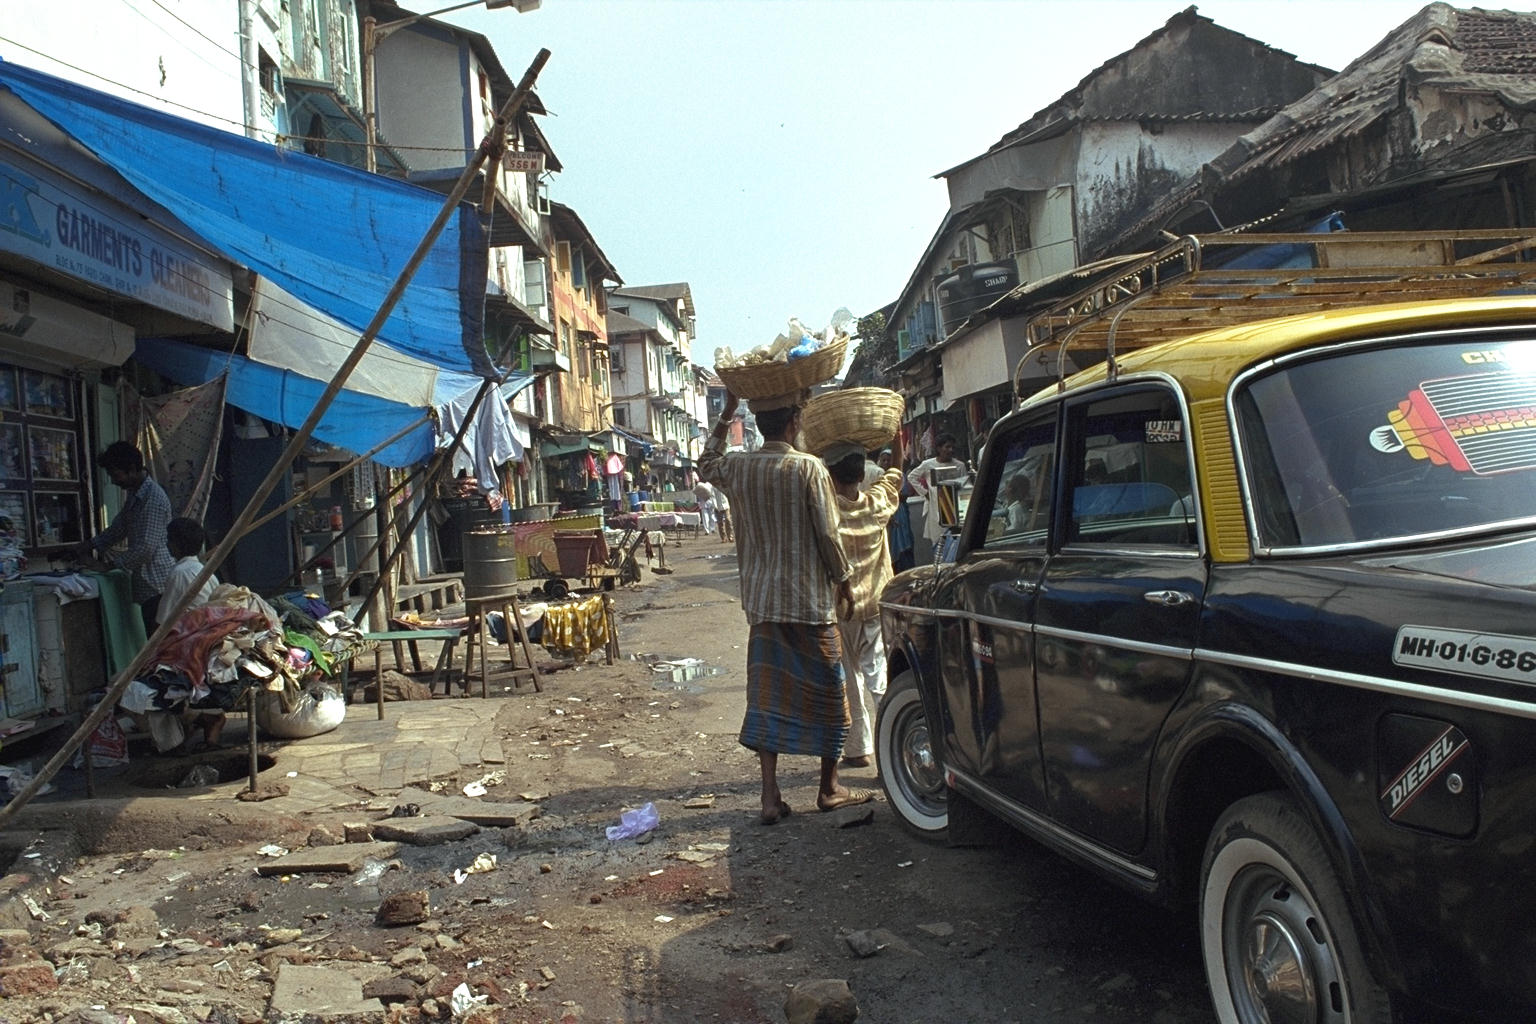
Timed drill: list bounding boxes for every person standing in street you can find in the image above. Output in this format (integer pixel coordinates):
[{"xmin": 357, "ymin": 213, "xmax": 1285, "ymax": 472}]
[
  {"xmin": 907, "ymin": 433, "xmax": 969, "ymax": 559},
  {"xmin": 700, "ymin": 392, "xmax": 876, "ymax": 824},
  {"xmin": 714, "ymin": 483, "xmax": 733, "ymax": 543},
  {"xmin": 79, "ymin": 441, "xmax": 175, "ymax": 633},
  {"xmin": 823, "ymin": 430, "xmax": 904, "ymax": 769},
  {"xmin": 692, "ymin": 477, "xmax": 717, "ymax": 534}
]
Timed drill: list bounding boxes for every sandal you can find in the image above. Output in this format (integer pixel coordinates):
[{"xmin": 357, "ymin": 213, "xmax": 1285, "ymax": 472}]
[{"xmin": 817, "ymin": 787, "xmax": 878, "ymax": 812}]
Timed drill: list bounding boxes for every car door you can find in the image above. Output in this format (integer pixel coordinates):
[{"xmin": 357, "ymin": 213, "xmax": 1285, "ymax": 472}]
[
  {"xmin": 1033, "ymin": 383, "xmax": 1204, "ymax": 855},
  {"xmin": 932, "ymin": 410, "xmax": 1057, "ymax": 811}
]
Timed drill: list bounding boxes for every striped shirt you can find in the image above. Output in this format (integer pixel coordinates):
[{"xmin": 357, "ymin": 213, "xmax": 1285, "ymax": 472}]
[
  {"xmin": 700, "ymin": 437, "xmax": 851, "ymax": 625},
  {"xmin": 93, "ymin": 475, "xmax": 175, "ymax": 602},
  {"xmin": 836, "ymin": 467, "xmax": 902, "ymax": 622}
]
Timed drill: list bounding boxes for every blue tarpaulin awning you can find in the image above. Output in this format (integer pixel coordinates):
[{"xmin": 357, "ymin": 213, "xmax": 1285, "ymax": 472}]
[
  {"xmin": 132, "ymin": 339, "xmax": 536, "ymax": 469},
  {"xmin": 0, "ymin": 57, "xmax": 493, "ymax": 378},
  {"xmin": 133, "ymin": 339, "xmax": 437, "ymax": 467}
]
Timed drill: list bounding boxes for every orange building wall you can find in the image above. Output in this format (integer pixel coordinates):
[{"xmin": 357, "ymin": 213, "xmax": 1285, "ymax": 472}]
[{"xmin": 549, "ymin": 242, "xmax": 611, "ymax": 434}]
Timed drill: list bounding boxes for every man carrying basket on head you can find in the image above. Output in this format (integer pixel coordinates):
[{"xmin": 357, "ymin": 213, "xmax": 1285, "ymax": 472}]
[
  {"xmin": 701, "ymin": 390, "xmax": 876, "ymax": 825},
  {"xmin": 820, "ymin": 423, "xmax": 904, "ymax": 769}
]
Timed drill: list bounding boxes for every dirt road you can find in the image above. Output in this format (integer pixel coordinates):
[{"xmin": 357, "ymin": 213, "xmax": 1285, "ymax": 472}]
[{"xmin": 0, "ymin": 536, "xmax": 1216, "ymax": 1023}]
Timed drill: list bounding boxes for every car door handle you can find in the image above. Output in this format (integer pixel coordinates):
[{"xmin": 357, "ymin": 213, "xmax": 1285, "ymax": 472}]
[
  {"xmin": 1143, "ymin": 589, "xmax": 1195, "ymax": 607},
  {"xmin": 1010, "ymin": 579, "xmax": 1038, "ymax": 594}
]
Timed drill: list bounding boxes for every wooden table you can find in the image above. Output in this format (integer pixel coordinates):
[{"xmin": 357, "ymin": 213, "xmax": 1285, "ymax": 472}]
[{"xmin": 345, "ymin": 628, "xmax": 462, "ymax": 719}]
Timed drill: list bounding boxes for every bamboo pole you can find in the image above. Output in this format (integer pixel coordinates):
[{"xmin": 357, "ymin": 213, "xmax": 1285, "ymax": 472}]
[{"xmin": 0, "ymin": 47, "xmax": 552, "ymax": 829}]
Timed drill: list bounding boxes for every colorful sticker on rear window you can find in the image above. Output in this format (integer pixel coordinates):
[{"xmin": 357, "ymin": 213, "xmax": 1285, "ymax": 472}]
[
  {"xmin": 1393, "ymin": 624, "xmax": 1536, "ymax": 684},
  {"xmin": 1369, "ymin": 369, "xmax": 1536, "ymax": 475},
  {"xmin": 1145, "ymin": 420, "xmax": 1182, "ymax": 443}
]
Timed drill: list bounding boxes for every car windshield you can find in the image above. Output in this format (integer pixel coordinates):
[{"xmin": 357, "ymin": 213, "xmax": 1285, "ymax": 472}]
[{"xmin": 1236, "ymin": 333, "xmax": 1536, "ymax": 550}]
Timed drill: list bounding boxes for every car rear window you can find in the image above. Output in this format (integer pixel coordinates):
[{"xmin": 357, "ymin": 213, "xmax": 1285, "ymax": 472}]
[{"xmin": 1236, "ymin": 334, "xmax": 1536, "ymax": 550}]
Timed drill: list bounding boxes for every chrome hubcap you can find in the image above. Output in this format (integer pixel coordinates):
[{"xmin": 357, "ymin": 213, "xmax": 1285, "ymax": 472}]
[
  {"xmin": 898, "ymin": 708, "xmax": 945, "ymax": 810},
  {"xmin": 1228, "ymin": 871, "xmax": 1343, "ymax": 1024}
]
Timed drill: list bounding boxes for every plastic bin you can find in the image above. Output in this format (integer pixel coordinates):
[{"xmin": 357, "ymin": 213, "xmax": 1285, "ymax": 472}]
[{"xmin": 553, "ymin": 530, "xmax": 607, "ymax": 579}]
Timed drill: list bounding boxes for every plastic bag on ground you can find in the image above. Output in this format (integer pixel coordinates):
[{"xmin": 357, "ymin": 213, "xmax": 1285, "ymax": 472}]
[
  {"xmin": 606, "ymin": 801, "xmax": 659, "ymax": 841},
  {"xmin": 254, "ymin": 684, "xmax": 346, "ymax": 738}
]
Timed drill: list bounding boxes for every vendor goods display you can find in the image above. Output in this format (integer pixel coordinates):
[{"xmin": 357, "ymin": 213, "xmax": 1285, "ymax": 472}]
[
  {"xmin": 798, "ymin": 387, "xmax": 904, "ymax": 457},
  {"xmin": 714, "ymin": 312, "xmax": 853, "ymax": 402}
]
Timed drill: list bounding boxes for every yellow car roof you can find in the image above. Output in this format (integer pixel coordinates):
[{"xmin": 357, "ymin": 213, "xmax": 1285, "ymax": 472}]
[{"xmin": 1027, "ymin": 294, "xmax": 1536, "ymax": 406}]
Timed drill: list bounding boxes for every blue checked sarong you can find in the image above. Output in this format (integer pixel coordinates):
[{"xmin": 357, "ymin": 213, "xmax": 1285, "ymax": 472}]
[{"xmin": 740, "ymin": 622, "xmax": 849, "ymax": 758}]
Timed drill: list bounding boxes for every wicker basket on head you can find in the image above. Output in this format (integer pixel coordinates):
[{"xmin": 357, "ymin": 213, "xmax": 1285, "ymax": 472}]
[
  {"xmin": 715, "ymin": 336, "xmax": 848, "ymax": 401},
  {"xmin": 798, "ymin": 387, "xmax": 905, "ymax": 457}
]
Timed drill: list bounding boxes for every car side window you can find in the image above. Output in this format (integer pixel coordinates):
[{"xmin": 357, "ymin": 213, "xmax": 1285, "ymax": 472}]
[
  {"xmin": 978, "ymin": 415, "xmax": 1057, "ymax": 549},
  {"xmin": 1065, "ymin": 388, "xmax": 1196, "ymax": 548}
]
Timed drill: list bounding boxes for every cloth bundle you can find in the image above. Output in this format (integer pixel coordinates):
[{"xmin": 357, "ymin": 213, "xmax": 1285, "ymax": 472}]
[{"xmin": 540, "ymin": 594, "xmax": 608, "ymax": 660}]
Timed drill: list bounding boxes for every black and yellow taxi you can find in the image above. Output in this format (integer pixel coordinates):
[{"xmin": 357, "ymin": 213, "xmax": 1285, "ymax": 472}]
[{"xmin": 877, "ymin": 296, "xmax": 1536, "ymax": 1023}]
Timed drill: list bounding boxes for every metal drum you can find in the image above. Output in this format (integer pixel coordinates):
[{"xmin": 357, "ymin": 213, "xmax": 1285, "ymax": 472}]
[{"xmin": 462, "ymin": 526, "xmax": 521, "ymax": 599}]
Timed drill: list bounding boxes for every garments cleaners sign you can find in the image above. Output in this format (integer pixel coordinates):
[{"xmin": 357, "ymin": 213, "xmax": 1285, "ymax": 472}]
[{"xmin": 0, "ymin": 156, "xmax": 234, "ymax": 331}]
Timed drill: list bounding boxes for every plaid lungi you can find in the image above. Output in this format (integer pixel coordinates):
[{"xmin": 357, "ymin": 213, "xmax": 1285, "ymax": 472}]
[{"xmin": 740, "ymin": 622, "xmax": 849, "ymax": 758}]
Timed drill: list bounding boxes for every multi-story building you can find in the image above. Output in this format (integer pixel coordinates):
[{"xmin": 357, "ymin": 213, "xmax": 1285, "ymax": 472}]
[{"xmin": 605, "ymin": 283, "xmax": 703, "ymax": 487}]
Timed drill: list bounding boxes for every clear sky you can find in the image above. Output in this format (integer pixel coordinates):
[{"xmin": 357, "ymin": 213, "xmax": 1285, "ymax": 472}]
[{"xmin": 456, "ymin": 0, "xmax": 1438, "ymax": 357}]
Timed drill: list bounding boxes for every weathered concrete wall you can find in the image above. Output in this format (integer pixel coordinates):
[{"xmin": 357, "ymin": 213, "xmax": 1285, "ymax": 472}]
[{"xmin": 1077, "ymin": 121, "xmax": 1237, "ymax": 258}]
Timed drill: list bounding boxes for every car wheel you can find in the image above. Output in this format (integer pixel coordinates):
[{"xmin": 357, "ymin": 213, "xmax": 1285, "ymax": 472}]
[
  {"xmin": 876, "ymin": 669, "xmax": 948, "ymax": 838},
  {"xmin": 1201, "ymin": 792, "xmax": 1394, "ymax": 1024},
  {"xmin": 544, "ymin": 577, "xmax": 569, "ymax": 599}
]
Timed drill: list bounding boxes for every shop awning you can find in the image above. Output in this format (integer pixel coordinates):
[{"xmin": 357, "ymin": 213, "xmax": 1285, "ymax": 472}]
[
  {"xmin": 0, "ymin": 58, "xmax": 494, "ymax": 378},
  {"xmin": 540, "ymin": 436, "xmax": 606, "ymax": 458},
  {"xmin": 134, "ymin": 338, "xmax": 535, "ymax": 469},
  {"xmin": 134, "ymin": 338, "xmax": 436, "ymax": 467}
]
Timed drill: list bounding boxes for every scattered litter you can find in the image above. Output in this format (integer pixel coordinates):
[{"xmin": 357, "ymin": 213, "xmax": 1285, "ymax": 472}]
[
  {"xmin": 466, "ymin": 958, "xmax": 483, "ymax": 969},
  {"xmin": 462, "ymin": 782, "xmax": 488, "ymax": 798},
  {"xmin": 672, "ymin": 849, "xmax": 716, "ymax": 864},
  {"xmin": 518, "ymin": 790, "xmax": 550, "ymax": 802},
  {"xmin": 352, "ymin": 859, "xmax": 389, "ymax": 886},
  {"xmin": 176, "ymin": 764, "xmax": 220, "ymax": 788},
  {"xmin": 683, "ymin": 795, "xmax": 716, "ymax": 809},
  {"xmin": 455, "ymin": 852, "xmax": 499, "ymax": 880},
  {"xmin": 604, "ymin": 875, "xmax": 618, "ymax": 882},
  {"xmin": 694, "ymin": 842, "xmax": 730, "ymax": 853},
  {"xmin": 605, "ymin": 802, "xmax": 659, "ymax": 841},
  {"xmin": 540, "ymin": 919, "xmax": 555, "ymax": 929},
  {"xmin": 286, "ymin": 771, "xmax": 297, "ymax": 778},
  {"xmin": 450, "ymin": 982, "xmax": 488, "ymax": 1015},
  {"xmin": 390, "ymin": 803, "xmax": 421, "ymax": 818},
  {"xmin": 648, "ymin": 869, "xmax": 664, "ymax": 877},
  {"xmin": 654, "ymin": 915, "xmax": 674, "ymax": 924},
  {"xmin": 20, "ymin": 894, "xmax": 49, "ymax": 921},
  {"xmin": 22, "ymin": 852, "xmax": 40, "ymax": 860},
  {"xmin": 897, "ymin": 861, "xmax": 914, "ymax": 868},
  {"xmin": 256, "ymin": 844, "xmax": 289, "ymax": 858}
]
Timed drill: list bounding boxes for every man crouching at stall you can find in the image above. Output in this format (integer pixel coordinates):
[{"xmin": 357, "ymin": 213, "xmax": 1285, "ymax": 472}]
[{"xmin": 700, "ymin": 391, "xmax": 877, "ymax": 824}]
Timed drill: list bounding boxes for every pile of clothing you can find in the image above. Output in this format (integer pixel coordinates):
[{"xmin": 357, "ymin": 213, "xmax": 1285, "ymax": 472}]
[{"xmin": 120, "ymin": 585, "xmax": 373, "ymax": 753}]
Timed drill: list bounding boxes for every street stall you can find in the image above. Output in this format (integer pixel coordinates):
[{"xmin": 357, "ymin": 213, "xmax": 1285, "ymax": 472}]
[{"xmin": 0, "ymin": 47, "xmax": 555, "ymax": 822}]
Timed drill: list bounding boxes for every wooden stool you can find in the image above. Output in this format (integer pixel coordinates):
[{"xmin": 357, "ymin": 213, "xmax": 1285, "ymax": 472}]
[{"xmin": 463, "ymin": 593, "xmax": 542, "ymax": 696}]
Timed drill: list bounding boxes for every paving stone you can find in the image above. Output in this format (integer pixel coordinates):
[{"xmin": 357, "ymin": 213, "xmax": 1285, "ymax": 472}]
[
  {"xmin": 396, "ymin": 786, "xmax": 541, "ymax": 826},
  {"xmin": 369, "ymin": 815, "xmax": 479, "ymax": 845},
  {"xmin": 267, "ymin": 963, "xmax": 385, "ymax": 1017},
  {"xmin": 255, "ymin": 842, "xmax": 400, "ymax": 876}
]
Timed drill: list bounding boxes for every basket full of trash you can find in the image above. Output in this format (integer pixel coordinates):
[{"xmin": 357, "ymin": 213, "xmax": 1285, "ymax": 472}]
[{"xmin": 715, "ymin": 312, "xmax": 853, "ymax": 406}]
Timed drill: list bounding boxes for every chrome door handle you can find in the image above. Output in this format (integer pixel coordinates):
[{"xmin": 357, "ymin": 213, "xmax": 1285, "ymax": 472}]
[
  {"xmin": 1011, "ymin": 579, "xmax": 1038, "ymax": 594},
  {"xmin": 1143, "ymin": 589, "xmax": 1195, "ymax": 607}
]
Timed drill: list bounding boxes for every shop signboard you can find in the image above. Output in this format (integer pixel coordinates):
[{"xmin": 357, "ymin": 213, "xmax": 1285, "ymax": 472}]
[{"xmin": 0, "ymin": 155, "xmax": 234, "ymax": 331}]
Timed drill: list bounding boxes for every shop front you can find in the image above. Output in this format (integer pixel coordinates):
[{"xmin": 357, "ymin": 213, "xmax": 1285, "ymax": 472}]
[{"xmin": 0, "ymin": 96, "xmax": 237, "ymax": 732}]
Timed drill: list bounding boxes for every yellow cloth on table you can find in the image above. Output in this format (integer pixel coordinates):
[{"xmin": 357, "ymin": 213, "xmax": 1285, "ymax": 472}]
[{"xmin": 540, "ymin": 595, "xmax": 607, "ymax": 659}]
